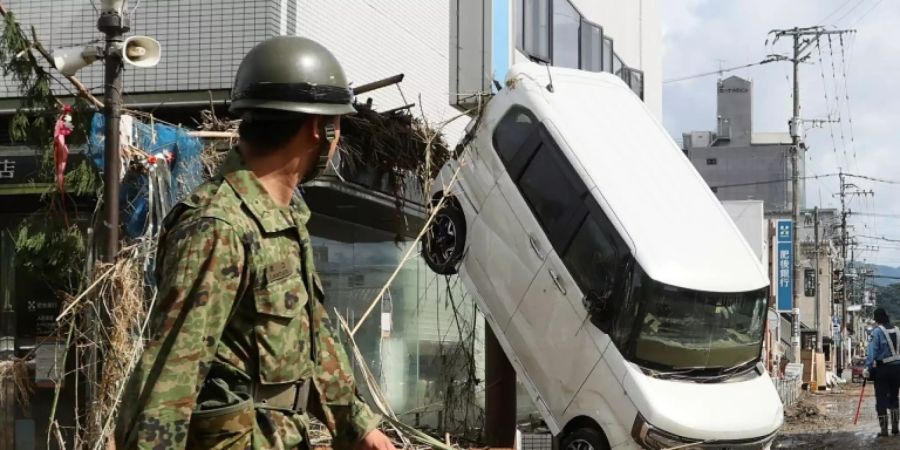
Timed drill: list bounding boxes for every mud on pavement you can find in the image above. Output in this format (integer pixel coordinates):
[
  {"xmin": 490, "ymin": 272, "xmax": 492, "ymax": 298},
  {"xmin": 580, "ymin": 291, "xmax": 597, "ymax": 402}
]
[{"xmin": 773, "ymin": 383, "xmax": 900, "ymax": 449}]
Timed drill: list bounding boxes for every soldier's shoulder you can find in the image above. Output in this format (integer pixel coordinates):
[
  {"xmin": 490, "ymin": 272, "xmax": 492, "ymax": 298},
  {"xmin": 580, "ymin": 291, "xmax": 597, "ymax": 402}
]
[{"xmin": 165, "ymin": 178, "xmax": 255, "ymax": 234}]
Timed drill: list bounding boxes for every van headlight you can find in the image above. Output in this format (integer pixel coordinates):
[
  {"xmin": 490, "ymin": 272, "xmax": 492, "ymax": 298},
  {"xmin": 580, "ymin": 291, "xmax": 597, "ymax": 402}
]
[
  {"xmin": 631, "ymin": 414, "xmax": 777, "ymax": 449},
  {"xmin": 631, "ymin": 414, "xmax": 700, "ymax": 450}
]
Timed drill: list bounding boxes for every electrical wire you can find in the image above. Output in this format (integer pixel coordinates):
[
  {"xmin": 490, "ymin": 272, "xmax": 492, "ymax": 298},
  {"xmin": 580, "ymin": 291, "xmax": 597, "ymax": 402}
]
[
  {"xmin": 710, "ymin": 173, "xmax": 839, "ymax": 189},
  {"xmin": 663, "ymin": 58, "xmax": 778, "ymax": 84},
  {"xmin": 819, "ymin": 0, "xmax": 858, "ymax": 24},
  {"xmin": 838, "ymin": 34, "xmax": 856, "ymax": 159},
  {"xmin": 827, "ymin": 35, "xmax": 848, "ymax": 160},
  {"xmin": 851, "ymin": 0, "xmax": 885, "ymax": 26},
  {"xmin": 859, "ymin": 235, "xmax": 900, "ymax": 243},
  {"xmin": 844, "ymin": 173, "xmax": 900, "ymax": 185},
  {"xmin": 815, "ymin": 38, "xmax": 839, "ymax": 154},
  {"xmin": 834, "ymin": 0, "xmax": 869, "ymax": 24}
]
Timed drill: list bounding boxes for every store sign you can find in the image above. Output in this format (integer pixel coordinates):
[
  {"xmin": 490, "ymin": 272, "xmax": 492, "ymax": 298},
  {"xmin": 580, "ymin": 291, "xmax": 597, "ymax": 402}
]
[
  {"xmin": 0, "ymin": 158, "xmax": 16, "ymax": 179},
  {"xmin": 776, "ymin": 219, "xmax": 793, "ymax": 312},
  {"xmin": 0, "ymin": 151, "xmax": 87, "ymax": 185},
  {"xmin": 17, "ymin": 285, "xmax": 61, "ymax": 338}
]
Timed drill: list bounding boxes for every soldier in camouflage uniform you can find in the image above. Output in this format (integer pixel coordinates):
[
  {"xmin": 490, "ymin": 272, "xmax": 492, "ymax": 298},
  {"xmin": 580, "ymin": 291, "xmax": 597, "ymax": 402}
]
[{"xmin": 114, "ymin": 36, "xmax": 396, "ymax": 450}]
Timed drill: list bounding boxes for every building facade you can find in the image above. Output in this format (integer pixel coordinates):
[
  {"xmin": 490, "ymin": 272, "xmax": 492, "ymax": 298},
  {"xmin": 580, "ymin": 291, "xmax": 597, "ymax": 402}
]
[{"xmin": 684, "ymin": 76, "xmax": 804, "ymax": 214}]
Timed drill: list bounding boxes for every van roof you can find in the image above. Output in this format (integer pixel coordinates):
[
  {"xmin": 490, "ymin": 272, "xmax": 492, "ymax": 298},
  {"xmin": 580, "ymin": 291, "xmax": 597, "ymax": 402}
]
[{"xmin": 505, "ymin": 64, "xmax": 769, "ymax": 292}]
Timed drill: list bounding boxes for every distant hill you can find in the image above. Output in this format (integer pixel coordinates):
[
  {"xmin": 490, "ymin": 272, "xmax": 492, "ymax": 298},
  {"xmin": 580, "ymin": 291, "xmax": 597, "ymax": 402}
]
[{"xmin": 870, "ymin": 264, "xmax": 900, "ymax": 287}]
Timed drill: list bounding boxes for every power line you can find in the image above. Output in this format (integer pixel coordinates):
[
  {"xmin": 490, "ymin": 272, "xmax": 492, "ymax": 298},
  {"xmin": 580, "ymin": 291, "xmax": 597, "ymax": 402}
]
[
  {"xmin": 844, "ymin": 173, "xmax": 900, "ymax": 185},
  {"xmin": 838, "ymin": 34, "xmax": 856, "ymax": 158},
  {"xmin": 852, "ymin": 212, "xmax": 900, "ymax": 219},
  {"xmin": 820, "ymin": 0, "xmax": 857, "ymax": 24},
  {"xmin": 663, "ymin": 57, "xmax": 783, "ymax": 84},
  {"xmin": 851, "ymin": 0, "xmax": 885, "ymax": 26},
  {"xmin": 834, "ymin": 0, "xmax": 869, "ymax": 24},
  {"xmin": 859, "ymin": 235, "xmax": 900, "ymax": 243},
  {"xmin": 710, "ymin": 173, "xmax": 839, "ymax": 189},
  {"xmin": 815, "ymin": 38, "xmax": 839, "ymax": 154}
]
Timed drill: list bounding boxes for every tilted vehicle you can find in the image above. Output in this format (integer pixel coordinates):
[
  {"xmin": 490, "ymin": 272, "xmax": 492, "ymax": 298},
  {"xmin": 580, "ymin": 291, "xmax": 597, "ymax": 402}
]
[{"xmin": 423, "ymin": 63, "xmax": 783, "ymax": 450}]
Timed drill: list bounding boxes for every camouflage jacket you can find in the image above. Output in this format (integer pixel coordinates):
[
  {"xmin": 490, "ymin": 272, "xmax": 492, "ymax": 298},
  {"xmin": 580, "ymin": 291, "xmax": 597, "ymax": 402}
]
[{"xmin": 115, "ymin": 150, "xmax": 380, "ymax": 449}]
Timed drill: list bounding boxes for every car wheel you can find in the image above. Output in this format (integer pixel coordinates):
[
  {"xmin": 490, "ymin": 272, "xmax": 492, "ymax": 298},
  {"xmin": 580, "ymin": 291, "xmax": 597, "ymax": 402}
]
[
  {"xmin": 560, "ymin": 428, "xmax": 609, "ymax": 450},
  {"xmin": 423, "ymin": 198, "xmax": 466, "ymax": 275}
]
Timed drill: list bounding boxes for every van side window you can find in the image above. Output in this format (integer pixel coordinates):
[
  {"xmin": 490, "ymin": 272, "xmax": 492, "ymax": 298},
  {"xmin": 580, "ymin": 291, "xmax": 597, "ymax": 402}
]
[
  {"xmin": 492, "ymin": 107, "xmax": 539, "ymax": 166},
  {"xmin": 516, "ymin": 131, "xmax": 588, "ymax": 251},
  {"xmin": 562, "ymin": 203, "xmax": 620, "ymax": 302}
]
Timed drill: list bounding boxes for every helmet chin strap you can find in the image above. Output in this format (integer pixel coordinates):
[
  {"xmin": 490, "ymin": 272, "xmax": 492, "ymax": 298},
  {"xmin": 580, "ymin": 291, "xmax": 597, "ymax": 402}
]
[{"xmin": 301, "ymin": 122, "xmax": 336, "ymax": 184}]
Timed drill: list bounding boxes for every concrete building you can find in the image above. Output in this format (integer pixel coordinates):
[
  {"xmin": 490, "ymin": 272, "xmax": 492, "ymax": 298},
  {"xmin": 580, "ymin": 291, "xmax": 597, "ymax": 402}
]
[
  {"xmin": 684, "ymin": 76, "xmax": 805, "ymax": 214},
  {"xmin": 451, "ymin": 0, "xmax": 661, "ymax": 117}
]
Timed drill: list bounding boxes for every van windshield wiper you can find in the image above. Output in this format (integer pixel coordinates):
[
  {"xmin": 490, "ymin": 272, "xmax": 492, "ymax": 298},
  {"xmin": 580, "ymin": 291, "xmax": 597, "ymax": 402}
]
[{"xmin": 650, "ymin": 361, "xmax": 757, "ymax": 381}]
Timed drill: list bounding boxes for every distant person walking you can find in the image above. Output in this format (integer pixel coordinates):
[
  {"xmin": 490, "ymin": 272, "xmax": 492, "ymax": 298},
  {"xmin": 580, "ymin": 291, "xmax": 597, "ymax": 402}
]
[{"xmin": 865, "ymin": 307, "xmax": 900, "ymax": 437}]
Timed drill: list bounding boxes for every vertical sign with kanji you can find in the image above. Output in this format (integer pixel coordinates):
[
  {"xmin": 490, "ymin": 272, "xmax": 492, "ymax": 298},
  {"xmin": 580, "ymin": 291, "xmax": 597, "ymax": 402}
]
[{"xmin": 776, "ymin": 219, "xmax": 793, "ymax": 312}]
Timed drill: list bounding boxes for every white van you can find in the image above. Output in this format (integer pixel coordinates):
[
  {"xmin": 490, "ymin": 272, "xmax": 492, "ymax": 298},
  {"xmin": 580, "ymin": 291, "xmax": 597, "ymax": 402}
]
[{"xmin": 423, "ymin": 63, "xmax": 782, "ymax": 450}]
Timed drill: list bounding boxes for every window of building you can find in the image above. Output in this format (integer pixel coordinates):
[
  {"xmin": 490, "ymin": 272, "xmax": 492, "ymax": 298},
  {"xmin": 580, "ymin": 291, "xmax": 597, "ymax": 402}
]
[
  {"xmin": 514, "ymin": 0, "xmax": 525, "ymax": 49},
  {"xmin": 613, "ymin": 52, "xmax": 624, "ymax": 77},
  {"xmin": 805, "ymin": 268, "xmax": 817, "ymax": 297},
  {"xmin": 552, "ymin": 0, "xmax": 580, "ymax": 69},
  {"xmin": 602, "ymin": 36, "xmax": 614, "ymax": 72},
  {"xmin": 516, "ymin": 132, "xmax": 589, "ymax": 250},
  {"xmin": 524, "ymin": 0, "xmax": 551, "ymax": 62},
  {"xmin": 706, "ymin": 158, "xmax": 718, "ymax": 165},
  {"xmin": 580, "ymin": 20, "xmax": 602, "ymax": 72},
  {"xmin": 492, "ymin": 107, "xmax": 539, "ymax": 167},
  {"xmin": 628, "ymin": 69, "xmax": 644, "ymax": 99}
]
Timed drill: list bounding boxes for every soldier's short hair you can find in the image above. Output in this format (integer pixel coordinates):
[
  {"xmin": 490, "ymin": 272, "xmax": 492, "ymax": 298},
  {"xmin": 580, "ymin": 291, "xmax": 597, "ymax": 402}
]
[{"xmin": 238, "ymin": 110, "xmax": 309, "ymax": 156}]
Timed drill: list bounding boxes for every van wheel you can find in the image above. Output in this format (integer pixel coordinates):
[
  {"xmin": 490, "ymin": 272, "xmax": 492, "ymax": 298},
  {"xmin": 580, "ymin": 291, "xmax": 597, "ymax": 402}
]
[
  {"xmin": 560, "ymin": 428, "xmax": 609, "ymax": 450},
  {"xmin": 423, "ymin": 199, "xmax": 466, "ymax": 275}
]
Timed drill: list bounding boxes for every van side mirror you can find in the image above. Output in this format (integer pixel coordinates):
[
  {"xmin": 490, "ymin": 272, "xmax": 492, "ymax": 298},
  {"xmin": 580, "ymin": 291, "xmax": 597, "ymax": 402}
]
[{"xmin": 583, "ymin": 290, "xmax": 613, "ymax": 332}]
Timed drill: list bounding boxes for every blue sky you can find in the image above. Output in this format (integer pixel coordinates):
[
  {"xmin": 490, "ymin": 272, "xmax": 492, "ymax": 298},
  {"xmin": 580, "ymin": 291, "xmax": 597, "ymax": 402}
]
[{"xmin": 661, "ymin": 0, "xmax": 900, "ymax": 268}]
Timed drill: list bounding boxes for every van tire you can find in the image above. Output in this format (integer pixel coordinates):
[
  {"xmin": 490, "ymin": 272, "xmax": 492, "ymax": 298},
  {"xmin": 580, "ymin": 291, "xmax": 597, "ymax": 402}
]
[
  {"xmin": 423, "ymin": 198, "xmax": 466, "ymax": 275},
  {"xmin": 560, "ymin": 428, "xmax": 609, "ymax": 450}
]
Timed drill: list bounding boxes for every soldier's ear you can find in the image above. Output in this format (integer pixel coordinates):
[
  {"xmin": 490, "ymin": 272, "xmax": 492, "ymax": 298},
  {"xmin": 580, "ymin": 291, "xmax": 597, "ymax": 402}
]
[{"xmin": 308, "ymin": 115, "xmax": 323, "ymax": 142}]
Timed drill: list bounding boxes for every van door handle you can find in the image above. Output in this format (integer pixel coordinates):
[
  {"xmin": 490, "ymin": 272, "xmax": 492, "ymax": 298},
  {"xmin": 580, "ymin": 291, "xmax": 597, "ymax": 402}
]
[
  {"xmin": 528, "ymin": 233, "xmax": 542, "ymax": 257},
  {"xmin": 548, "ymin": 269, "xmax": 566, "ymax": 295}
]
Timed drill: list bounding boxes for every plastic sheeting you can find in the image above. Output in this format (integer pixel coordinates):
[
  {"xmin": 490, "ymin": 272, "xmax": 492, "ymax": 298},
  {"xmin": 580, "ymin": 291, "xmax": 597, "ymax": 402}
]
[{"xmin": 88, "ymin": 113, "xmax": 204, "ymax": 238}]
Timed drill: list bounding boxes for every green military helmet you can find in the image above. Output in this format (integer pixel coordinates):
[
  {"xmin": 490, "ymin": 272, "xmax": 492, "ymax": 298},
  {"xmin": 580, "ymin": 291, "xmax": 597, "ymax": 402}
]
[{"xmin": 230, "ymin": 36, "xmax": 356, "ymax": 116}]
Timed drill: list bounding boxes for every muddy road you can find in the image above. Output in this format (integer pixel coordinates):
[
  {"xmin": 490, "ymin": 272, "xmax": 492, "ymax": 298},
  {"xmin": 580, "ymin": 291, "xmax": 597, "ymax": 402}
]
[{"xmin": 773, "ymin": 382, "xmax": 899, "ymax": 449}]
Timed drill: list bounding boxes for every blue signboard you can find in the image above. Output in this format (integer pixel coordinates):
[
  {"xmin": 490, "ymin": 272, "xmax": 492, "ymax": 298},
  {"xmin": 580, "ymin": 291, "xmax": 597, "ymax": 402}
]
[{"xmin": 776, "ymin": 219, "xmax": 793, "ymax": 312}]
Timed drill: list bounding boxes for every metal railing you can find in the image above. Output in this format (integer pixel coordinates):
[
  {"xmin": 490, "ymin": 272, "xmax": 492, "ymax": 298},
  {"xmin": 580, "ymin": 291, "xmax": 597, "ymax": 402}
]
[{"xmin": 773, "ymin": 372, "xmax": 802, "ymax": 406}]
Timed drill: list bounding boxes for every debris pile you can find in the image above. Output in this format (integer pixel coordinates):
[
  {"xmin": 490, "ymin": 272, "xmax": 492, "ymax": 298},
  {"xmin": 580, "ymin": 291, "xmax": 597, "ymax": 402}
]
[{"xmin": 785, "ymin": 397, "xmax": 829, "ymax": 423}]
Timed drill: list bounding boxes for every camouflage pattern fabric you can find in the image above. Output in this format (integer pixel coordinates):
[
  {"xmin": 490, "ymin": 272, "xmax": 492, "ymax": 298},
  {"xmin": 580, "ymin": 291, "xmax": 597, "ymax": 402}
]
[{"xmin": 115, "ymin": 149, "xmax": 380, "ymax": 450}]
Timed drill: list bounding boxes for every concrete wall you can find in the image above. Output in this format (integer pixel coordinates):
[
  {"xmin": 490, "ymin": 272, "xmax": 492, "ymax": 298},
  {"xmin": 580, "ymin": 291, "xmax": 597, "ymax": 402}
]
[
  {"xmin": 689, "ymin": 144, "xmax": 792, "ymax": 213},
  {"xmin": 717, "ymin": 76, "xmax": 752, "ymax": 146}
]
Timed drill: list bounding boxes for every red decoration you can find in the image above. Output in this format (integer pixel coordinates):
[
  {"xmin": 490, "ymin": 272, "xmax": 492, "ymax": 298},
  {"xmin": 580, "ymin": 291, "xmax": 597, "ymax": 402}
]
[{"xmin": 53, "ymin": 104, "xmax": 74, "ymax": 195}]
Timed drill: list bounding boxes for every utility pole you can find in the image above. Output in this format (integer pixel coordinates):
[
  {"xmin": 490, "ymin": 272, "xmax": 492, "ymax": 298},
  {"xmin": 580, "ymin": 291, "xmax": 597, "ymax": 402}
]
[
  {"xmin": 835, "ymin": 171, "xmax": 873, "ymax": 372},
  {"xmin": 769, "ymin": 26, "xmax": 855, "ymax": 362},
  {"xmin": 814, "ymin": 207, "xmax": 821, "ymax": 351},
  {"xmin": 98, "ymin": 1, "xmax": 129, "ymax": 263}
]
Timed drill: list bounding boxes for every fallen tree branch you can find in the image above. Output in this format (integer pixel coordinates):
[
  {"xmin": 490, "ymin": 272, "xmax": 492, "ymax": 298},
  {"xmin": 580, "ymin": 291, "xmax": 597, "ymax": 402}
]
[{"xmin": 0, "ymin": 1, "xmax": 104, "ymax": 108}]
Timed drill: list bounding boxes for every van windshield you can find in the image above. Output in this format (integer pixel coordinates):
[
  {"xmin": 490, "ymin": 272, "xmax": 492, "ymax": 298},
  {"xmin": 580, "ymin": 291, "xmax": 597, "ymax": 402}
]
[{"xmin": 618, "ymin": 266, "xmax": 768, "ymax": 373}]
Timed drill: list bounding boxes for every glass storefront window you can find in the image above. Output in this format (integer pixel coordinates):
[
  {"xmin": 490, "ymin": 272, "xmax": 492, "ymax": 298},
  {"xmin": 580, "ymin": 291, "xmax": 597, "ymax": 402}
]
[
  {"xmin": 308, "ymin": 214, "xmax": 478, "ymax": 428},
  {"xmin": 552, "ymin": 0, "xmax": 580, "ymax": 69}
]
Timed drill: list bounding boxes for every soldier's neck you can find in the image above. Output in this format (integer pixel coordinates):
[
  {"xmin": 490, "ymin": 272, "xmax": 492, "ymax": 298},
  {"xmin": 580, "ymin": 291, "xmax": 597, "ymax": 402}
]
[{"xmin": 244, "ymin": 155, "xmax": 306, "ymax": 207}]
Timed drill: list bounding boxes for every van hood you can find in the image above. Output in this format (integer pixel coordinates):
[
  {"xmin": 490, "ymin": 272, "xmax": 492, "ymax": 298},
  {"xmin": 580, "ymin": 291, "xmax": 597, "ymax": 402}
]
[{"xmin": 623, "ymin": 363, "xmax": 783, "ymax": 441}]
